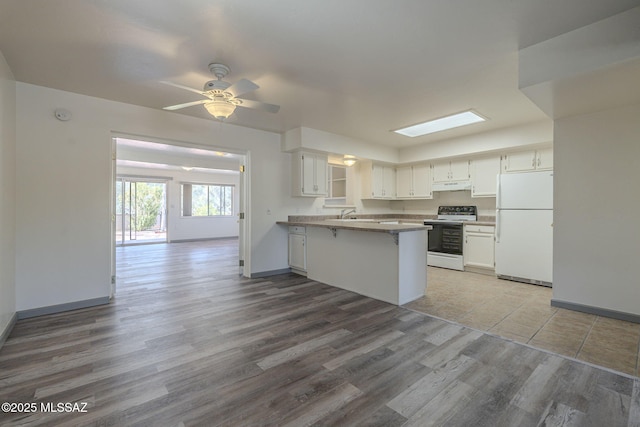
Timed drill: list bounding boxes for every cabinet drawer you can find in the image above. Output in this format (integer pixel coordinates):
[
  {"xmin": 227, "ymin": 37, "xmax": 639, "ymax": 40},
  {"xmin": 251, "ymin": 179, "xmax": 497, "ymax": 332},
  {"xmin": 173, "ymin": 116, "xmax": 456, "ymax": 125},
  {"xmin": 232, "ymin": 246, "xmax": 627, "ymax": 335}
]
[
  {"xmin": 465, "ymin": 225, "xmax": 494, "ymax": 234},
  {"xmin": 289, "ymin": 226, "xmax": 306, "ymax": 234}
]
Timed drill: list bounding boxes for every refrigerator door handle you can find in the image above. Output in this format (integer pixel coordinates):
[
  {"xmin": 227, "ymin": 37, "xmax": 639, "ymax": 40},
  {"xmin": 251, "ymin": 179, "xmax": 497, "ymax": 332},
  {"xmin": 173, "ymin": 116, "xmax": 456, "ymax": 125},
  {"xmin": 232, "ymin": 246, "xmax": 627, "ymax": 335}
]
[
  {"xmin": 495, "ymin": 210, "xmax": 501, "ymax": 243},
  {"xmin": 496, "ymin": 175, "xmax": 501, "ymax": 209}
]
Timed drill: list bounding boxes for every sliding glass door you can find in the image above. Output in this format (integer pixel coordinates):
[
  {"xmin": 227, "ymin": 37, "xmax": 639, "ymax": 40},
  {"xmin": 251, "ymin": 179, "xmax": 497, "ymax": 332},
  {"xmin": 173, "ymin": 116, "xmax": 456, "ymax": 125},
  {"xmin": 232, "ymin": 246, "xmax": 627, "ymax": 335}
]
[{"xmin": 115, "ymin": 178, "xmax": 167, "ymax": 245}]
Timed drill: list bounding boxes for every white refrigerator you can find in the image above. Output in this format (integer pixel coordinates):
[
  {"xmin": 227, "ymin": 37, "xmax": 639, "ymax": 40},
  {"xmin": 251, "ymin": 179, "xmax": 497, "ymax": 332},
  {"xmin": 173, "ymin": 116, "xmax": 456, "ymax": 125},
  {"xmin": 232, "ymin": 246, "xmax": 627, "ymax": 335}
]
[{"xmin": 495, "ymin": 171, "xmax": 553, "ymax": 286}]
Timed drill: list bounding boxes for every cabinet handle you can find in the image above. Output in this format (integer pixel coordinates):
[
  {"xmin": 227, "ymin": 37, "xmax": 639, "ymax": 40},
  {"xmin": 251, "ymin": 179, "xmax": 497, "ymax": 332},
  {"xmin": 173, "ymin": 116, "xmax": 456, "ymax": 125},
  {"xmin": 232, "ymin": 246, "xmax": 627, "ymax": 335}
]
[
  {"xmin": 537, "ymin": 157, "xmax": 541, "ymax": 167},
  {"xmin": 532, "ymin": 156, "xmax": 535, "ymax": 167}
]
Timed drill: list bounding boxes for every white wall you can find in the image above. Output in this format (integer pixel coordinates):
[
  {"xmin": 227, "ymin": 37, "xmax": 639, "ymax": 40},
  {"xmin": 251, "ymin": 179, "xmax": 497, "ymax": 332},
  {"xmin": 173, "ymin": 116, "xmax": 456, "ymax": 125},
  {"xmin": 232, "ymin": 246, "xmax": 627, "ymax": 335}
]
[
  {"xmin": 0, "ymin": 51, "xmax": 16, "ymax": 337},
  {"xmin": 15, "ymin": 82, "xmax": 288, "ymax": 312},
  {"xmin": 117, "ymin": 165, "xmax": 240, "ymax": 241},
  {"xmin": 553, "ymin": 103, "xmax": 640, "ymax": 316}
]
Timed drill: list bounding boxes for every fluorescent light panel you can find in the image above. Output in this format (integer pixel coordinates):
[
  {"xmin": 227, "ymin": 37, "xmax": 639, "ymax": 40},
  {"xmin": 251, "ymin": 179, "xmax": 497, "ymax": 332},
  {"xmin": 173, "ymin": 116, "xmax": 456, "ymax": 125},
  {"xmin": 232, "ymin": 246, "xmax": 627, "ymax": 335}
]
[{"xmin": 394, "ymin": 110, "xmax": 486, "ymax": 137}]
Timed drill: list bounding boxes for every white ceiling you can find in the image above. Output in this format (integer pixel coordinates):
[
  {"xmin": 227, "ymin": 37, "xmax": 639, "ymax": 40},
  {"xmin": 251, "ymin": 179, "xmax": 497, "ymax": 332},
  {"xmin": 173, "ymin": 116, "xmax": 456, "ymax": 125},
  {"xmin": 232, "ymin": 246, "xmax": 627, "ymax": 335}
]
[
  {"xmin": 1, "ymin": 0, "xmax": 638, "ymax": 148},
  {"xmin": 116, "ymin": 138, "xmax": 242, "ymax": 172}
]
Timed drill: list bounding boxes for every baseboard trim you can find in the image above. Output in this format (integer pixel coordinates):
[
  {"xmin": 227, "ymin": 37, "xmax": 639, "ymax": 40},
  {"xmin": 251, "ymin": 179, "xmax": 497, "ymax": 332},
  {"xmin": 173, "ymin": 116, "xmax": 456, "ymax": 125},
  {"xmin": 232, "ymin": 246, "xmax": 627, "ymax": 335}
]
[
  {"xmin": 464, "ymin": 266, "xmax": 495, "ymax": 276},
  {"xmin": 551, "ymin": 299, "xmax": 640, "ymax": 324},
  {"xmin": 17, "ymin": 297, "xmax": 111, "ymax": 320},
  {"xmin": 169, "ymin": 236, "xmax": 239, "ymax": 243},
  {"xmin": 0, "ymin": 312, "xmax": 18, "ymax": 349},
  {"xmin": 250, "ymin": 268, "xmax": 292, "ymax": 279}
]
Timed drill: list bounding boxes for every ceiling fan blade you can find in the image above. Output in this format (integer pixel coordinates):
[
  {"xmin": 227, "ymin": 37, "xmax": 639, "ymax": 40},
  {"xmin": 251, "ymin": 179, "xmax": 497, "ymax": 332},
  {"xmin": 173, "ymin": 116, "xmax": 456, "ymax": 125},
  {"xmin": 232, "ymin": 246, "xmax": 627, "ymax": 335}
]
[
  {"xmin": 163, "ymin": 99, "xmax": 209, "ymax": 111},
  {"xmin": 226, "ymin": 79, "xmax": 259, "ymax": 98},
  {"xmin": 159, "ymin": 80, "xmax": 205, "ymax": 96},
  {"xmin": 237, "ymin": 98, "xmax": 280, "ymax": 114}
]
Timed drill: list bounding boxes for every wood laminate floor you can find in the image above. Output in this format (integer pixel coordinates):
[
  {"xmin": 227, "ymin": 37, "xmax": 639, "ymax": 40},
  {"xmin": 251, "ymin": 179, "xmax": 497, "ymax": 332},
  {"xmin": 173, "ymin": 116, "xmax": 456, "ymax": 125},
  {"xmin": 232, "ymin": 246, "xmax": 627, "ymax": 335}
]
[{"xmin": 1, "ymin": 239, "xmax": 639, "ymax": 426}]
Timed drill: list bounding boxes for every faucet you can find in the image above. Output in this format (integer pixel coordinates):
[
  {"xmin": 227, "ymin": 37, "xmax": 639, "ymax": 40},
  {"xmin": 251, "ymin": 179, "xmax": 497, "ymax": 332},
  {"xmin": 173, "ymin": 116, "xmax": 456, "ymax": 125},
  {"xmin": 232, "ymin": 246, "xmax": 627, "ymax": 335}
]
[{"xmin": 340, "ymin": 208, "xmax": 356, "ymax": 219}]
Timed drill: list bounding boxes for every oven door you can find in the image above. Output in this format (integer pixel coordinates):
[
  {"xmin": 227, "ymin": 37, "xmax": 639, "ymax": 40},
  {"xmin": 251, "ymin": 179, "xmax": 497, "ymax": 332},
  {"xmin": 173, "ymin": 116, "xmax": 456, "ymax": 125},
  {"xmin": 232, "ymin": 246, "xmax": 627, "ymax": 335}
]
[{"xmin": 426, "ymin": 222, "xmax": 463, "ymax": 255}]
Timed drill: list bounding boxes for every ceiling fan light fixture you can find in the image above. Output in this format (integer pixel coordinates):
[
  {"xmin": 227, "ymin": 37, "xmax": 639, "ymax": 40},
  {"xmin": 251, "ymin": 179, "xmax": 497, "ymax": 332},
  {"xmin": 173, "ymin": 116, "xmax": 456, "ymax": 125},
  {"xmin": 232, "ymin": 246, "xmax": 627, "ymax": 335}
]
[
  {"xmin": 204, "ymin": 100, "xmax": 236, "ymax": 120},
  {"xmin": 343, "ymin": 155, "xmax": 357, "ymax": 167}
]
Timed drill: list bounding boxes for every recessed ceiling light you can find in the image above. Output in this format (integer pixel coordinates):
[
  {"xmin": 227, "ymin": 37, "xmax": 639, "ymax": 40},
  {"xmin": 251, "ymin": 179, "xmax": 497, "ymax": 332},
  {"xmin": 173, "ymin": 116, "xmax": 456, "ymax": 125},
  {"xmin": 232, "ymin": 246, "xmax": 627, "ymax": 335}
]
[{"xmin": 393, "ymin": 110, "xmax": 486, "ymax": 137}]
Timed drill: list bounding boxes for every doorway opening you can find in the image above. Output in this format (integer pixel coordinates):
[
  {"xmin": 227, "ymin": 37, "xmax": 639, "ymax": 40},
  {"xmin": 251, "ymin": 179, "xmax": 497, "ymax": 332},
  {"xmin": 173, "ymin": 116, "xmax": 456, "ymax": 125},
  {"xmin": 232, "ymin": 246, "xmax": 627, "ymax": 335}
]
[
  {"xmin": 115, "ymin": 178, "xmax": 167, "ymax": 245},
  {"xmin": 110, "ymin": 135, "xmax": 248, "ymax": 296}
]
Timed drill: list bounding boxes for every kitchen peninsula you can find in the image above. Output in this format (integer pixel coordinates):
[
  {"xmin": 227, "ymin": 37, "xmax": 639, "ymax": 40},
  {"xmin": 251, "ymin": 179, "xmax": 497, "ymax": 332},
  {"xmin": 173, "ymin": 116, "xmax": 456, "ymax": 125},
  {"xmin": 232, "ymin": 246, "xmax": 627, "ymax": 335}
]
[{"xmin": 277, "ymin": 217, "xmax": 431, "ymax": 305}]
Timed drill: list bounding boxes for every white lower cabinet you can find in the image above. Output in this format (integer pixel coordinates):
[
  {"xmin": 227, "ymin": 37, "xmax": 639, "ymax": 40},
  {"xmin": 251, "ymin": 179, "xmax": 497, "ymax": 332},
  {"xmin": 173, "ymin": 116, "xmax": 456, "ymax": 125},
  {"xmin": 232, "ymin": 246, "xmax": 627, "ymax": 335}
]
[
  {"xmin": 288, "ymin": 226, "xmax": 306, "ymax": 274},
  {"xmin": 463, "ymin": 225, "xmax": 495, "ymax": 271}
]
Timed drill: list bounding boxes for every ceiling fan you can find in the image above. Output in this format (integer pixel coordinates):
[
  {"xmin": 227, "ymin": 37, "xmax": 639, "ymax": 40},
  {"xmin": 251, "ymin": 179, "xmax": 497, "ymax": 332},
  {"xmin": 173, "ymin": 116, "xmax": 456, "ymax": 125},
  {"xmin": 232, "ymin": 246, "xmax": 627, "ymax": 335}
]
[{"xmin": 162, "ymin": 63, "xmax": 280, "ymax": 120}]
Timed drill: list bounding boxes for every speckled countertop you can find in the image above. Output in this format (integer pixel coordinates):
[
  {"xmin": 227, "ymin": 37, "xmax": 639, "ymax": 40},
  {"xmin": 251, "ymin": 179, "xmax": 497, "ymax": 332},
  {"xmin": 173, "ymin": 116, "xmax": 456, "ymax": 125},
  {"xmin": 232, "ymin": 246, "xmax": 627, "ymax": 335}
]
[
  {"xmin": 278, "ymin": 214, "xmax": 495, "ymax": 232},
  {"xmin": 277, "ymin": 216, "xmax": 430, "ymax": 234}
]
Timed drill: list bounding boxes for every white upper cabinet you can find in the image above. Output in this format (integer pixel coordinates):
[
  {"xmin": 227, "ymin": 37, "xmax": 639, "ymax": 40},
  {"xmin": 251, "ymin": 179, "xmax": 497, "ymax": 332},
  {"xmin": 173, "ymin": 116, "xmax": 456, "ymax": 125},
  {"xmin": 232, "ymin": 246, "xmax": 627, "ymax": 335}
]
[
  {"xmin": 536, "ymin": 147, "xmax": 554, "ymax": 170},
  {"xmin": 432, "ymin": 160, "xmax": 470, "ymax": 183},
  {"xmin": 432, "ymin": 162, "xmax": 452, "ymax": 183},
  {"xmin": 396, "ymin": 164, "xmax": 432, "ymax": 199},
  {"xmin": 395, "ymin": 166, "xmax": 413, "ymax": 199},
  {"xmin": 471, "ymin": 156, "xmax": 501, "ymax": 197},
  {"xmin": 412, "ymin": 164, "xmax": 432, "ymax": 198},
  {"xmin": 361, "ymin": 161, "xmax": 396, "ymax": 199},
  {"xmin": 450, "ymin": 160, "xmax": 471, "ymax": 181},
  {"xmin": 502, "ymin": 148, "xmax": 553, "ymax": 173},
  {"xmin": 292, "ymin": 151, "xmax": 328, "ymax": 197}
]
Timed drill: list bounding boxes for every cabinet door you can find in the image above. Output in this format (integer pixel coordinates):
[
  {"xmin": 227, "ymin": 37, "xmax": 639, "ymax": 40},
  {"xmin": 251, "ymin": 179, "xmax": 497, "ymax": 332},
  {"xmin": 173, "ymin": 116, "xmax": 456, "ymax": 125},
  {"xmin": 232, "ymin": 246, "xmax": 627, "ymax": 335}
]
[
  {"xmin": 301, "ymin": 154, "xmax": 317, "ymax": 195},
  {"xmin": 464, "ymin": 227, "xmax": 495, "ymax": 269},
  {"xmin": 503, "ymin": 151, "xmax": 536, "ymax": 173},
  {"xmin": 412, "ymin": 164, "xmax": 432, "ymax": 198},
  {"xmin": 471, "ymin": 156, "xmax": 501, "ymax": 197},
  {"xmin": 449, "ymin": 160, "xmax": 470, "ymax": 181},
  {"xmin": 536, "ymin": 148, "xmax": 553, "ymax": 170},
  {"xmin": 396, "ymin": 166, "xmax": 413, "ymax": 198},
  {"xmin": 432, "ymin": 162, "xmax": 451, "ymax": 183},
  {"xmin": 288, "ymin": 233, "xmax": 306, "ymax": 271},
  {"xmin": 383, "ymin": 166, "xmax": 396, "ymax": 198},
  {"xmin": 371, "ymin": 164, "xmax": 386, "ymax": 198},
  {"xmin": 314, "ymin": 155, "xmax": 328, "ymax": 195}
]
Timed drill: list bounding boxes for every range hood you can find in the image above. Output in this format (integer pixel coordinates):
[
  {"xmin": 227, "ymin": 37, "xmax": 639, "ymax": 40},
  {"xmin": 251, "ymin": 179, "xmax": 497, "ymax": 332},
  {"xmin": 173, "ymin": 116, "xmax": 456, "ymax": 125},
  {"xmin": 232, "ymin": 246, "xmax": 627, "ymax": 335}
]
[{"xmin": 432, "ymin": 180, "xmax": 472, "ymax": 192}]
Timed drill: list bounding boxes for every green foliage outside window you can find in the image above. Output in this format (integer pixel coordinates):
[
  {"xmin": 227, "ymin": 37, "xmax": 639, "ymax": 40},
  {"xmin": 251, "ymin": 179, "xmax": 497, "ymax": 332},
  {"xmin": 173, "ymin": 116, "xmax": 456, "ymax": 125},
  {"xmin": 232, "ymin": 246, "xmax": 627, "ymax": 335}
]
[{"xmin": 182, "ymin": 184, "xmax": 233, "ymax": 216}]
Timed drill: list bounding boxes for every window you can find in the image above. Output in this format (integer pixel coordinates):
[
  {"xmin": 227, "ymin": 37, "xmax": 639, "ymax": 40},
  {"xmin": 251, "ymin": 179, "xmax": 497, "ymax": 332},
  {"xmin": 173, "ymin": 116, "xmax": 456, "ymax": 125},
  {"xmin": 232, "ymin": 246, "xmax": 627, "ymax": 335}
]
[{"xmin": 181, "ymin": 183, "xmax": 233, "ymax": 217}]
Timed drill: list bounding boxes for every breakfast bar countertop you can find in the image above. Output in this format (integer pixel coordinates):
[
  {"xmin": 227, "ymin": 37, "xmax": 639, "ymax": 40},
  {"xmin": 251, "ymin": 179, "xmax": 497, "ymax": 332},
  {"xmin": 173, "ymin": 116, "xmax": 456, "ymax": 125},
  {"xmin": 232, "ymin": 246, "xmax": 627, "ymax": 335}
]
[{"xmin": 276, "ymin": 219, "xmax": 431, "ymax": 234}]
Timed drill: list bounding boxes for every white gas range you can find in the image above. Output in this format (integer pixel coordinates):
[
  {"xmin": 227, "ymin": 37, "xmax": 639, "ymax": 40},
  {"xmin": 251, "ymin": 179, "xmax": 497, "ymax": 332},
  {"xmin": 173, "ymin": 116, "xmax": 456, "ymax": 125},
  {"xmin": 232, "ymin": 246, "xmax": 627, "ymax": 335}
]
[{"xmin": 423, "ymin": 206, "xmax": 477, "ymax": 271}]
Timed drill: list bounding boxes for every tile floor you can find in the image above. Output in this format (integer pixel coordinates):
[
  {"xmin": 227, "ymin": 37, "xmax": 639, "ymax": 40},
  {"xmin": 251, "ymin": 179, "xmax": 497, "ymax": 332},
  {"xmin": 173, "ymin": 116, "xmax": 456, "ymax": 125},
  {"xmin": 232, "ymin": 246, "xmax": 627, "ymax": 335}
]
[{"xmin": 404, "ymin": 267, "xmax": 640, "ymax": 377}]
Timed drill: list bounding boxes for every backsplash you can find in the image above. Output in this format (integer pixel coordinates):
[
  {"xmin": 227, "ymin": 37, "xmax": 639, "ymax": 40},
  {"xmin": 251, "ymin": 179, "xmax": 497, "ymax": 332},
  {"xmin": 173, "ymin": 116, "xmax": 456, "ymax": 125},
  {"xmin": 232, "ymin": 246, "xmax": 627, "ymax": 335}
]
[{"xmin": 391, "ymin": 191, "xmax": 497, "ymax": 217}]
